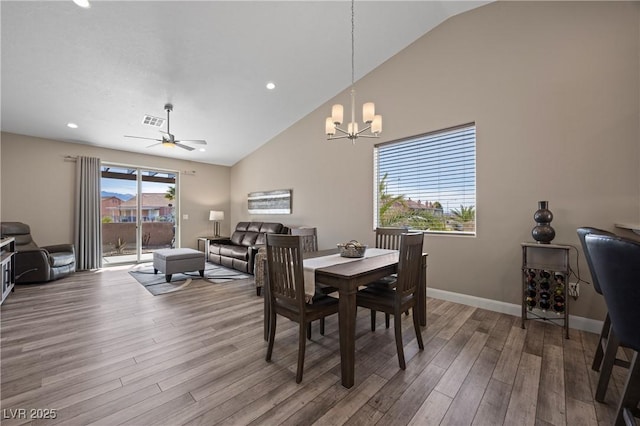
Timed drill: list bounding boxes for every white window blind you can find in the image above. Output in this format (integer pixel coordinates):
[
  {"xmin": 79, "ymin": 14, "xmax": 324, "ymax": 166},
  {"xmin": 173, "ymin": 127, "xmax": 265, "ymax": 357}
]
[{"xmin": 374, "ymin": 123, "xmax": 476, "ymax": 234}]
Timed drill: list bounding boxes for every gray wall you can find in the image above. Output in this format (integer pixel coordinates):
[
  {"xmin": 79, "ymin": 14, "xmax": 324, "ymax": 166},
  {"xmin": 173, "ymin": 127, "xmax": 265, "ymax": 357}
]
[
  {"xmin": 229, "ymin": 1, "xmax": 640, "ymax": 321},
  {"xmin": 0, "ymin": 132, "xmax": 231, "ymax": 249}
]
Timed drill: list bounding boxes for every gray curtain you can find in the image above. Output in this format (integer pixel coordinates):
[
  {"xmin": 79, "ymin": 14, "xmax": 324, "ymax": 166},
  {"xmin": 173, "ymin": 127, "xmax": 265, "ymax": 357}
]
[{"xmin": 75, "ymin": 156, "xmax": 102, "ymax": 270}]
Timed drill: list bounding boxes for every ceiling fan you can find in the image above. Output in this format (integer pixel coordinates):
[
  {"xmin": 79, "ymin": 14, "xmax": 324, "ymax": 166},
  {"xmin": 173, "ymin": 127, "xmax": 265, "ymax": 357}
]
[{"xmin": 125, "ymin": 103, "xmax": 206, "ymax": 151}]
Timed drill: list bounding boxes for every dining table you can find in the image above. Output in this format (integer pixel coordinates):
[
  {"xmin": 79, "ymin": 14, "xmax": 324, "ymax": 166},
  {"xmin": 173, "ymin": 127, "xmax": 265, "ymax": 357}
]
[{"xmin": 263, "ymin": 248, "xmax": 428, "ymax": 389}]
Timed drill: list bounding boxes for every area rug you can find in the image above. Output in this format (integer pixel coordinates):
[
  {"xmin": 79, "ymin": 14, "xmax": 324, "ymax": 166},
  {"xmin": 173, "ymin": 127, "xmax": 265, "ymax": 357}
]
[{"xmin": 129, "ymin": 262, "xmax": 251, "ymax": 296}]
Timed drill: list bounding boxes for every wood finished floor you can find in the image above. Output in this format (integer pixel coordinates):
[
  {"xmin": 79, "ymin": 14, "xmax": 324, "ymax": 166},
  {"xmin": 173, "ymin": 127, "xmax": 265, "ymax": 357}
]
[{"xmin": 0, "ymin": 265, "xmax": 626, "ymax": 426}]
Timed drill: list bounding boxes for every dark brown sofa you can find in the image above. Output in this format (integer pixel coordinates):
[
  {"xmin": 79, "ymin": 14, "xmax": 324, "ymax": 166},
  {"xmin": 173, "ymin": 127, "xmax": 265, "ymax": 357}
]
[{"xmin": 207, "ymin": 222, "xmax": 288, "ymax": 274}]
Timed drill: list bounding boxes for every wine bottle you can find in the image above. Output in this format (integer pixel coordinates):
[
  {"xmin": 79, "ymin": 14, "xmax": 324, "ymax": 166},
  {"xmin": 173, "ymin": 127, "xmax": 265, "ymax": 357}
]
[
  {"xmin": 553, "ymin": 302, "xmax": 565, "ymax": 313},
  {"xmin": 526, "ymin": 296, "xmax": 536, "ymax": 309},
  {"xmin": 540, "ymin": 280, "xmax": 550, "ymax": 291}
]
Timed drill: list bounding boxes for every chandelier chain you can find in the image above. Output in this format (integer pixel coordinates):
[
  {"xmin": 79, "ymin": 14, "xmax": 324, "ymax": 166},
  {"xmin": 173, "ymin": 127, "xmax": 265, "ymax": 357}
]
[{"xmin": 351, "ymin": 0, "xmax": 355, "ymax": 88}]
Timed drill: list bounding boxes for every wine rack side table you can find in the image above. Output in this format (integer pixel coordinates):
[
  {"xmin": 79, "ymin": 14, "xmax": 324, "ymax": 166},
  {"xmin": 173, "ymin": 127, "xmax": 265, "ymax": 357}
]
[{"xmin": 521, "ymin": 242, "xmax": 570, "ymax": 339}]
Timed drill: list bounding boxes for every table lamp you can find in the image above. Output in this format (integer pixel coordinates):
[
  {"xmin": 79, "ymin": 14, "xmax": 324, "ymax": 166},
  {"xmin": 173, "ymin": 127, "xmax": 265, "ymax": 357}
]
[{"xmin": 209, "ymin": 210, "xmax": 224, "ymax": 237}]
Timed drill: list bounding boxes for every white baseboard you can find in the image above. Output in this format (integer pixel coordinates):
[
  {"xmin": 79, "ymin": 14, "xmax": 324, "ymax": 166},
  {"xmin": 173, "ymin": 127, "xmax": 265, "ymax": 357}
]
[{"xmin": 426, "ymin": 287, "xmax": 603, "ymax": 335}]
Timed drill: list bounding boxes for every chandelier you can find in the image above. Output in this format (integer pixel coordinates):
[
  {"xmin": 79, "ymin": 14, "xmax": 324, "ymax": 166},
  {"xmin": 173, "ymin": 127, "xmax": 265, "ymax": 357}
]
[{"xmin": 325, "ymin": 0, "xmax": 382, "ymax": 142}]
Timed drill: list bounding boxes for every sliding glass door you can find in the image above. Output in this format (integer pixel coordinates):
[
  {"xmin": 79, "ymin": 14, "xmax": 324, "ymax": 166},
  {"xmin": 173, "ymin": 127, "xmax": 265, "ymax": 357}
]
[{"xmin": 101, "ymin": 165, "xmax": 178, "ymax": 264}]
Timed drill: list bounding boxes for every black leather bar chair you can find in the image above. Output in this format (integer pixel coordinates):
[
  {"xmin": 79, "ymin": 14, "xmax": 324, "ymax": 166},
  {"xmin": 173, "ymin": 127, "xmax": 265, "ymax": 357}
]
[
  {"xmin": 577, "ymin": 227, "xmax": 630, "ymax": 402},
  {"xmin": 585, "ymin": 233, "xmax": 640, "ymax": 425}
]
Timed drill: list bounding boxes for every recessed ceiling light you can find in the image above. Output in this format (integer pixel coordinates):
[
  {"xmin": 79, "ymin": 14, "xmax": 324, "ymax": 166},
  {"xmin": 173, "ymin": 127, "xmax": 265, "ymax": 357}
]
[
  {"xmin": 73, "ymin": 0, "xmax": 91, "ymax": 8},
  {"xmin": 199, "ymin": 148, "xmax": 206, "ymax": 152},
  {"xmin": 266, "ymin": 82, "xmax": 276, "ymax": 90},
  {"xmin": 67, "ymin": 122, "xmax": 78, "ymax": 129}
]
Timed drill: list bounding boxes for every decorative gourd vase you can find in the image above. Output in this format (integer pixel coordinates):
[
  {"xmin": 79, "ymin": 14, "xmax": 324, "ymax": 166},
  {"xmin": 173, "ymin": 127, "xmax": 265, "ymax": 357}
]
[{"xmin": 531, "ymin": 201, "xmax": 555, "ymax": 244}]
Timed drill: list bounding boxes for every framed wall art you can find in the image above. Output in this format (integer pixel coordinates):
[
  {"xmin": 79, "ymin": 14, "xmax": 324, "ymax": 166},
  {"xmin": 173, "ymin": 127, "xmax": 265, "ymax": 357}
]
[{"xmin": 247, "ymin": 189, "xmax": 292, "ymax": 214}]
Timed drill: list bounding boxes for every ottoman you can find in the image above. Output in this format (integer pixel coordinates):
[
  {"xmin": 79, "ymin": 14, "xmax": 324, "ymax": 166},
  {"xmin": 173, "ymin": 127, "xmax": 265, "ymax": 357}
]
[{"xmin": 153, "ymin": 248, "xmax": 205, "ymax": 283}]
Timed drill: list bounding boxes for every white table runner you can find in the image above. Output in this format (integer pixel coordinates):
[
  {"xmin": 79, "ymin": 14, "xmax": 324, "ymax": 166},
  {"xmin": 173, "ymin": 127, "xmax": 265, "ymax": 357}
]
[{"xmin": 303, "ymin": 248, "xmax": 397, "ymax": 299}]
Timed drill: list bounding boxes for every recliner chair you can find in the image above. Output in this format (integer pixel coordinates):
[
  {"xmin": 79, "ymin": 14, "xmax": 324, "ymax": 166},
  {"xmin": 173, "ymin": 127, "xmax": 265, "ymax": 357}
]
[{"xmin": 0, "ymin": 222, "xmax": 76, "ymax": 283}]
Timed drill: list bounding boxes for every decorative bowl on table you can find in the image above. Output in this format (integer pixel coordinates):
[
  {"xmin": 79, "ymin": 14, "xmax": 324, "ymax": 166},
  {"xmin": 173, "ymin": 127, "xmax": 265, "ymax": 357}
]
[{"xmin": 337, "ymin": 240, "xmax": 368, "ymax": 258}]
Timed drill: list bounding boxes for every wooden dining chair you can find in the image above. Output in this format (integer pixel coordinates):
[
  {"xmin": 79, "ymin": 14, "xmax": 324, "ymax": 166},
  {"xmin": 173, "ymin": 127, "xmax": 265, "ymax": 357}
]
[
  {"xmin": 265, "ymin": 234, "xmax": 339, "ymax": 383},
  {"xmin": 356, "ymin": 232, "xmax": 425, "ymax": 370},
  {"xmin": 585, "ymin": 233, "xmax": 640, "ymax": 425},
  {"xmin": 370, "ymin": 227, "xmax": 409, "ymax": 330},
  {"xmin": 375, "ymin": 227, "xmax": 408, "ymax": 251},
  {"xmin": 577, "ymin": 227, "xmax": 630, "ymax": 402},
  {"xmin": 290, "ymin": 227, "xmax": 329, "ymax": 338},
  {"xmin": 291, "ymin": 227, "xmax": 318, "ymax": 252}
]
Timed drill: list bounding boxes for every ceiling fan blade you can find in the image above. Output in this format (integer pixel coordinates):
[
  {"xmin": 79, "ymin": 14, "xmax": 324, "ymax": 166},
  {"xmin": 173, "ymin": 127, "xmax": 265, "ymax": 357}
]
[
  {"xmin": 175, "ymin": 143, "xmax": 195, "ymax": 151},
  {"xmin": 146, "ymin": 142, "xmax": 163, "ymax": 148},
  {"xmin": 176, "ymin": 139, "xmax": 207, "ymax": 145},
  {"xmin": 125, "ymin": 135, "xmax": 162, "ymax": 142}
]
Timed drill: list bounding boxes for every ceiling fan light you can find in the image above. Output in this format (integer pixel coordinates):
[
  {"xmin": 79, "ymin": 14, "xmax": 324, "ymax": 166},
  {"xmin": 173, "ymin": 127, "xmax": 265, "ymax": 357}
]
[
  {"xmin": 162, "ymin": 141, "xmax": 175, "ymax": 149},
  {"xmin": 73, "ymin": 0, "xmax": 91, "ymax": 8}
]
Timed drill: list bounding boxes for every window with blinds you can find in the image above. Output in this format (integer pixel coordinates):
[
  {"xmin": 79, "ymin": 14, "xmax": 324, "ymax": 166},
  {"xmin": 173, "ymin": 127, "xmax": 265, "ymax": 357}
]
[{"xmin": 373, "ymin": 123, "xmax": 476, "ymax": 234}]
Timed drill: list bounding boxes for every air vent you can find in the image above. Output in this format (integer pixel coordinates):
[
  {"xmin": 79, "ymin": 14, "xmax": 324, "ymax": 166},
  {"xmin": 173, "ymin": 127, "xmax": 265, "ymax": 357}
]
[{"xmin": 142, "ymin": 115, "xmax": 165, "ymax": 127}]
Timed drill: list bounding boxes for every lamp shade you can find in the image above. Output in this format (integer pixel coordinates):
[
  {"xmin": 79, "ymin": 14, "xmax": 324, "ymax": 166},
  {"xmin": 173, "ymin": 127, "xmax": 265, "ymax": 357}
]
[
  {"xmin": 331, "ymin": 104, "xmax": 344, "ymax": 125},
  {"xmin": 362, "ymin": 102, "xmax": 375, "ymax": 123},
  {"xmin": 209, "ymin": 210, "xmax": 224, "ymax": 221},
  {"xmin": 371, "ymin": 115, "xmax": 382, "ymax": 134},
  {"xmin": 325, "ymin": 117, "xmax": 336, "ymax": 135}
]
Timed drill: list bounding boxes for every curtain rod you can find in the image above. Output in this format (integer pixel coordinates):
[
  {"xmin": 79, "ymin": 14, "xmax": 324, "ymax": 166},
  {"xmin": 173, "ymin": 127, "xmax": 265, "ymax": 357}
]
[{"xmin": 64, "ymin": 155, "xmax": 77, "ymax": 162}]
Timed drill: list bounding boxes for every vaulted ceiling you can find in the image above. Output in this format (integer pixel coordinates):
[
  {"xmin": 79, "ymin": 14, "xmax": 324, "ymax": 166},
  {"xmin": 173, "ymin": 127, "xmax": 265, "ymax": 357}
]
[{"xmin": 1, "ymin": 1, "xmax": 487, "ymax": 166}]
